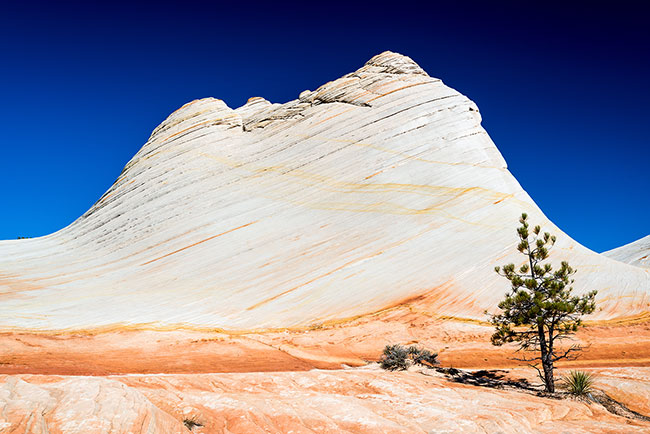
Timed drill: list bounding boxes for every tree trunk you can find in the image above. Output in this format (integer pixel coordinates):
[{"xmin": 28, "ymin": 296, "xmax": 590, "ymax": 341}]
[
  {"xmin": 541, "ymin": 355, "xmax": 554, "ymax": 393},
  {"xmin": 538, "ymin": 322, "xmax": 555, "ymax": 393}
]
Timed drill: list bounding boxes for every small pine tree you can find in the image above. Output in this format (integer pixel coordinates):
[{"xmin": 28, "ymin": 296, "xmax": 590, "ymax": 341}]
[{"xmin": 488, "ymin": 213, "xmax": 597, "ymax": 393}]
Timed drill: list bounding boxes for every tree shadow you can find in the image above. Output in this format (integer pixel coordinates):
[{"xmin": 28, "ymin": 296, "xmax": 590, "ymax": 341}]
[
  {"xmin": 435, "ymin": 367, "xmax": 541, "ymax": 392},
  {"xmin": 430, "ymin": 367, "xmax": 650, "ymax": 422}
]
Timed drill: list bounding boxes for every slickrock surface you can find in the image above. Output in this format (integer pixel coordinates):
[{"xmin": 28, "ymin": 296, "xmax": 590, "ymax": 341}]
[
  {"xmin": 1, "ymin": 367, "xmax": 649, "ymax": 434},
  {"xmin": 0, "ymin": 51, "xmax": 648, "ymax": 331},
  {"xmin": 604, "ymin": 235, "xmax": 650, "ymax": 269},
  {"xmin": 2, "ymin": 309, "xmax": 650, "ymax": 376},
  {"xmin": 1, "ymin": 51, "xmax": 650, "ymax": 434},
  {"xmin": 0, "ymin": 375, "xmax": 186, "ymax": 433}
]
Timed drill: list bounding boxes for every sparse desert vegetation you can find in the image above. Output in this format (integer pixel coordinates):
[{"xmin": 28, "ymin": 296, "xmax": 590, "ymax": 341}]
[
  {"xmin": 562, "ymin": 370, "xmax": 595, "ymax": 396},
  {"xmin": 183, "ymin": 417, "xmax": 203, "ymax": 430},
  {"xmin": 488, "ymin": 213, "xmax": 597, "ymax": 393},
  {"xmin": 379, "ymin": 344, "xmax": 439, "ymax": 370}
]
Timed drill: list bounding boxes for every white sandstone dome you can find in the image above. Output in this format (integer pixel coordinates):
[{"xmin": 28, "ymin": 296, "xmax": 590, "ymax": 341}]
[{"xmin": 0, "ymin": 51, "xmax": 648, "ymax": 330}]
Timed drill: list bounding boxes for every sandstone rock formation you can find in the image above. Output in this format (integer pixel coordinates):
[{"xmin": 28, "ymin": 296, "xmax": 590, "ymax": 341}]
[
  {"xmin": 603, "ymin": 235, "xmax": 650, "ymax": 269},
  {"xmin": 0, "ymin": 51, "xmax": 648, "ymax": 331},
  {"xmin": 2, "ymin": 367, "xmax": 650, "ymax": 433},
  {"xmin": 0, "ymin": 375, "xmax": 186, "ymax": 433}
]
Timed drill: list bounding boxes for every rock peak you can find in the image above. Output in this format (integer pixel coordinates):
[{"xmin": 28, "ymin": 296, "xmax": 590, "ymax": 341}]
[
  {"xmin": 1, "ymin": 50, "xmax": 648, "ymax": 334},
  {"xmin": 359, "ymin": 51, "xmax": 428, "ymax": 76}
]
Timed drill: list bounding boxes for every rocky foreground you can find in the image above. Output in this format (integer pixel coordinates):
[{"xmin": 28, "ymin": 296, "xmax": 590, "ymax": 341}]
[
  {"xmin": 2, "ymin": 366, "xmax": 650, "ymax": 433},
  {"xmin": 1, "ymin": 314, "xmax": 650, "ymax": 432}
]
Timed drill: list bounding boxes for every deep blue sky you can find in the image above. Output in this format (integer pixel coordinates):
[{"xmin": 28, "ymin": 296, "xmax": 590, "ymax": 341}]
[{"xmin": 0, "ymin": 1, "xmax": 648, "ymax": 252}]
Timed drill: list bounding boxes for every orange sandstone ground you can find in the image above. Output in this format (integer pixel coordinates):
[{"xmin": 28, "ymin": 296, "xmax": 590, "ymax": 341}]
[
  {"xmin": 4, "ymin": 295, "xmax": 648, "ymax": 430},
  {"xmin": 2, "ymin": 367, "xmax": 650, "ymax": 433},
  {"xmin": 2, "ymin": 302, "xmax": 650, "ymax": 376},
  {"xmin": 2, "ymin": 301, "xmax": 650, "ymax": 433}
]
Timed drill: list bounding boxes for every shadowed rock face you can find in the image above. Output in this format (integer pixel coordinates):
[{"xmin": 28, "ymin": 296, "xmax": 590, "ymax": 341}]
[
  {"xmin": 0, "ymin": 51, "xmax": 648, "ymax": 331},
  {"xmin": 603, "ymin": 235, "xmax": 650, "ymax": 269}
]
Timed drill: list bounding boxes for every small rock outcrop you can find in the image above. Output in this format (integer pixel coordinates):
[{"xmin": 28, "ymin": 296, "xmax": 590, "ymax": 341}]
[
  {"xmin": 0, "ymin": 376, "xmax": 186, "ymax": 433},
  {"xmin": 603, "ymin": 234, "xmax": 650, "ymax": 269}
]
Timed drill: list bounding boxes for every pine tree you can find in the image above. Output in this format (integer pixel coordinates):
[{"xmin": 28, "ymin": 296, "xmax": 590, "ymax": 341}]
[{"xmin": 488, "ymin": 213, "xmax": 597, "ymax": 393}]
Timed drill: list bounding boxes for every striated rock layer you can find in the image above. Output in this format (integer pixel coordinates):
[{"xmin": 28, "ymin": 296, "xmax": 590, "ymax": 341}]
[
  {"xmin": 1, "ymin": 367, "xmax": 650, "ymax": 433},
  {"xmin": 0, "ymin": 51, "xmax": 648, "ymax": 331},
  {"xmin": 604, "ymin": 235, "xmax": 650, "ymax": 269}
]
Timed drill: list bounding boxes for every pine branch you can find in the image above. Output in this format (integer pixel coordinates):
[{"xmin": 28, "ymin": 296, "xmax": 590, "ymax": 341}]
[
  {"xmin": 552, "ymin": 344, "xmax": 582, "ymax": 362},
  {"xmin": 528, "ymin": 363, "xmax": 545, "ymax": 384}
]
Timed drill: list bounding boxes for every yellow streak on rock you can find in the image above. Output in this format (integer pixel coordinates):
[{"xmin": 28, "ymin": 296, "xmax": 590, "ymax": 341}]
[{"xmin": 140, "ymin": 221, "xmax": 258, "ymax": 266}]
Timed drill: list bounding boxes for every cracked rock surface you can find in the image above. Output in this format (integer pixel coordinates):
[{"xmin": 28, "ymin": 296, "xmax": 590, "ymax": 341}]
[{"xmin": 1, "ymin": 367, "xmax": 649, "ymax": 433}]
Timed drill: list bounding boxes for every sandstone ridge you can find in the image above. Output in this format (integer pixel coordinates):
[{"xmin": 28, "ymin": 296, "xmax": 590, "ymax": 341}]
[
  {"xmin": 0, "ymin": 51, "xmax": 648, "ymax": 331},
  {"xmin": 603, "ymin": 234, "xmax": 650, "ymax": 269}
]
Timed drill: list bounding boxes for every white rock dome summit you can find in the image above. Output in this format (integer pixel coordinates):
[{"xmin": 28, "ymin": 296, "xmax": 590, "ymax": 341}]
[{"xmin": 1, "ymin": 51, "xmax": 648, "ymax": 330}]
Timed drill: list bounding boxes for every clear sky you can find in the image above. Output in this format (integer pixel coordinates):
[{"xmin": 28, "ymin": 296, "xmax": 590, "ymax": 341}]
[{"xmin": 0, "ymin": 1, "xmax": 648, "ymax": 252}]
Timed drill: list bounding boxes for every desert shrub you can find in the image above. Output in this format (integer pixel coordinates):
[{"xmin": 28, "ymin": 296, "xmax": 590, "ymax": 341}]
[
  {"xmin": 183, "ymin": 418, "xmax": 203, "ymax": 430},
  {"xmin": 380, "ymin": 344, "xmax": 410, "ymax": 370},
  {"xmin": 562, "ymin": 370, "xmax": 595, "ymax": 396},
  {"xmin": 408, "ymin": 346, "xmax": 439, "ymax": 367},
  {"xmin": 380, "ymin": 344, "xmax": 438, "ymax": 371}
]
